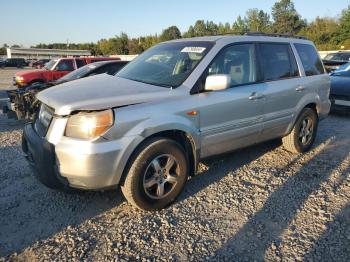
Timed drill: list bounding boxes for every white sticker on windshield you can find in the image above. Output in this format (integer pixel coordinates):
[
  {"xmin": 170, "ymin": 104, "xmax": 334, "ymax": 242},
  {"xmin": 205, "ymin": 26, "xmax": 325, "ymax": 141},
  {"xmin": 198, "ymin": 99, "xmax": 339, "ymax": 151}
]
[{"xmin": 181, "ymin": 47, "xmax": 206, "ymax": 53}]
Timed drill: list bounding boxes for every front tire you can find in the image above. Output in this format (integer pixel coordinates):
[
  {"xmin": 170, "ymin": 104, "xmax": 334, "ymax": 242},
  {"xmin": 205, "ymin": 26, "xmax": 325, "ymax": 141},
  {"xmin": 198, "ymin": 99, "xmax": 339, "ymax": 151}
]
[
  {"xmin": 121, "ymin": 138, "xmax": 189, "ymax": 211},
  {"xmin": 283, "ymin": 108, "xmax": 318, "ymax": 153}
]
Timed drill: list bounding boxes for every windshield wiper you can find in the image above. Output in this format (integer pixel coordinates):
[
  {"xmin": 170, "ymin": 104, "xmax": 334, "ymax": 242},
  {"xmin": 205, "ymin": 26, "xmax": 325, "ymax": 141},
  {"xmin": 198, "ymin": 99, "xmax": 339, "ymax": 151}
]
[{"xmin": 125, "ymin": 77, "xmax": 173, "ymax": 89}]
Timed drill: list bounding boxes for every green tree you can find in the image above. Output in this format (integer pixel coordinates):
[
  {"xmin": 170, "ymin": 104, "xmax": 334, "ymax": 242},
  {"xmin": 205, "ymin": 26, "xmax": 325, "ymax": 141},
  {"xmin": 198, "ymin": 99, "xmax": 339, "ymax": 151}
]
[
  {"xmin": 192, "ymin": 20, "xmax": 207, "ymax": 36},
  {"xmin": 245, "ymin": 9, "xmax": 271, "ymax": 32},
  {"xmin": 97, "ymin": 33, "xmax": 129, "ymax": 55},
  {"xmin": 218, "ymin": 22, "xmax": 232, "ymax": 34},
  {"xmin": 232, "ymin": 16, "xmax": 248, "ymax": 32},
  {"xmin": 0, "ymin": 44, "xmax": 8, "ymax": 55},
  {"xmin": 183, "ymin": 26, "xmax": 195, "ymax": 38},
  {"xmin": 139, "ymin": 35, "xmax": 159, "ymax": 51},
  {"xmin": 299, "ymin": 17, "xmax": 339, "ymax": 50},
  {"xmin": 159, "ymin": 26, "xmax": 181, "ymax": 42},
  {"xmin": 206, "ymin": 21, "xmax": 219, "ymax": 35},
  {"xmin": 183, "ymin": 20, "xmax": 219, "ymax": 37},
  {"xmin": 128, "ymin": 38, "xmax": 144, "ymax": 54},
  {"xmin": 337, "ymin": 6, "xmax": 350, "ymax": 46},
  {"xmin": 271, "ymin": 0, "xmax": 306, "ymax": 34}
]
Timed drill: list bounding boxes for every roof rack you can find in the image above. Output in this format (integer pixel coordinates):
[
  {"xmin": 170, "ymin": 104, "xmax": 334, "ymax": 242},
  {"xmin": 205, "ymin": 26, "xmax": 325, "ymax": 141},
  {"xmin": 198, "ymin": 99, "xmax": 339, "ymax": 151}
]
[
  {"xmin": 244, "ymin": 32, "xmax": 308, "ymax": 40},
  {"xmin": 215, "ymin": 31, "xmax": 308, "ymax": 40}
]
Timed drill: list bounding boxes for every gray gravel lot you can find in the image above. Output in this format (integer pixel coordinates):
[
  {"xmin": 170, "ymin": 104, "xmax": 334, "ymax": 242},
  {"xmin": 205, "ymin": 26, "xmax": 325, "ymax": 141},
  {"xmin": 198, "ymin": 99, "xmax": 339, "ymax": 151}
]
[
  {"xmin": 0, "ymin": 68, "xmax": 349, "ymax": 261},
  {"xmin": 0, "ymin": 108, "xmax": 349, "ymax": 261}
]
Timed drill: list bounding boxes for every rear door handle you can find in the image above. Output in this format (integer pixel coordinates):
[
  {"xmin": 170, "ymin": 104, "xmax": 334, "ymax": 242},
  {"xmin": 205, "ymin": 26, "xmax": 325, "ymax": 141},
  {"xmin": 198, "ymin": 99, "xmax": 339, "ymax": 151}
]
[
  {"xmin": 249, "ymin": 92, "xmax": 264, "ymax": 100},
  {"xmin": 296, "ymin": 86, "xmax": 306, "ymax": 92}
]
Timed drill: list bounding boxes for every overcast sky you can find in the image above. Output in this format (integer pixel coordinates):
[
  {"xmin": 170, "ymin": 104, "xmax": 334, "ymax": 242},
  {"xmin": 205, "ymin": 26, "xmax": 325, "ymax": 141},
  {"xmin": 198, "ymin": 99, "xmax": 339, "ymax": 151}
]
[{"xmin": 1, "ymin": 0, "xmax": 348, "ymax": 46}]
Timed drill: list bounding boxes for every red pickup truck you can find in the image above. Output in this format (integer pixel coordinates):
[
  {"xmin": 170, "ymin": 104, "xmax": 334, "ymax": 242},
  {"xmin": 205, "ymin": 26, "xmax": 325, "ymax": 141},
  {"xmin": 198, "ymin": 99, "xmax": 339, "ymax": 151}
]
[{"xmin": 14, "ymin": 57, "xmax": 119, "ymax": 87}]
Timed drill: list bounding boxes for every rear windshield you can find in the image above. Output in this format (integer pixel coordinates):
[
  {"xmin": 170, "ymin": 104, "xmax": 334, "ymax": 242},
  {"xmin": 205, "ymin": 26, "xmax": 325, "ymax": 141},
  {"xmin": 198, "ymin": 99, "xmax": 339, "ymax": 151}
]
[{"xmin": 117, "ymin": 41, "xmax": 214, "ymax": 88}]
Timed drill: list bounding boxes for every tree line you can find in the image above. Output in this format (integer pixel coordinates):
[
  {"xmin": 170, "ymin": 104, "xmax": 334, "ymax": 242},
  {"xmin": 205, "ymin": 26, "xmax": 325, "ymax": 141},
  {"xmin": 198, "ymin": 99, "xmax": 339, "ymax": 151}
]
[{"xmin": 1, "ymin": 0, "xmax": 350, "ymax": 56}]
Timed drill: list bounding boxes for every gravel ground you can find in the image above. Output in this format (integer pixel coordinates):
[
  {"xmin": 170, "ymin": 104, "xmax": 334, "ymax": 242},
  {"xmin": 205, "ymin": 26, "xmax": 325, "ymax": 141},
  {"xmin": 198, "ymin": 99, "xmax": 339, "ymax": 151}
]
[{"xmin": 0, "ymin": 102, "xmax": 349, "ymax": 261}]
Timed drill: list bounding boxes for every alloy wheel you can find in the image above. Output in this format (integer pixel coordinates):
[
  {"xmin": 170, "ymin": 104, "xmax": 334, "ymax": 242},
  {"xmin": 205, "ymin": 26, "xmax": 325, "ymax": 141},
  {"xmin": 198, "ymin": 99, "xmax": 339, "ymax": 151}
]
[{"xmin": 143, "ymin": 154, "xmax": 179, "ymax": 199}]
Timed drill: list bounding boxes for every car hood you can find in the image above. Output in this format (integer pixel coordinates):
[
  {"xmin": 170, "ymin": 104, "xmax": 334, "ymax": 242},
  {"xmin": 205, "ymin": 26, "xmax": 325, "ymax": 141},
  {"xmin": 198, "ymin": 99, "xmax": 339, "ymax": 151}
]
[
  {"xmin": 330, "ymin": 76, "xmax": 350, "ymax": 96},
  {"xmin": 15, "ymin": 69, "xmax": 48, "ymax": 77},
  {"xmin": 37, "ymin": 74, "xmax": 182, "ymax": 115}
]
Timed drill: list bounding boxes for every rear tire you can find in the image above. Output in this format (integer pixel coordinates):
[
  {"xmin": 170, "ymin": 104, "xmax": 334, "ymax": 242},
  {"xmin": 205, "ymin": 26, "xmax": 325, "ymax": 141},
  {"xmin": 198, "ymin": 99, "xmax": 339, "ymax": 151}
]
[
  {"xmin": 121, "ymin": 138, "xmax": 189, "ymax": 211},
  {"xmin": 283, "ymin": 108, "xmax": 318, "ymax": 154}
]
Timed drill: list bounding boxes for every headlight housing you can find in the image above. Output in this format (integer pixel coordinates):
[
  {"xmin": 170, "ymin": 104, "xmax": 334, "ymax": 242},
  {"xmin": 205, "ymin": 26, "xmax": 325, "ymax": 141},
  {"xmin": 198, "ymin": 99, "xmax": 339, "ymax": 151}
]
[
  {"xmin": 15, "ymin": 76, "xmax": 24, "ymax": 82},
  {"xmin": 65, "ymin": 109, "xmax": 114, "ymax": 140}
]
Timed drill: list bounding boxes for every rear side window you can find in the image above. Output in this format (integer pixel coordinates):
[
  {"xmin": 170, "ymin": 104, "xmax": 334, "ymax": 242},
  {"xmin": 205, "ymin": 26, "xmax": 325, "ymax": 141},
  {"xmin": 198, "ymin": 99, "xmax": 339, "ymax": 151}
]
[
  {"xmin": 259, "ymin": 43, "xmax": 299, "ymax": 81},
  {"xmin": 76, "ymin": 59, "xmax": 86, "ymax": 68},
  {"xmin": 294, "ymin": 43, "xmax": 325, "ymax": 76}
]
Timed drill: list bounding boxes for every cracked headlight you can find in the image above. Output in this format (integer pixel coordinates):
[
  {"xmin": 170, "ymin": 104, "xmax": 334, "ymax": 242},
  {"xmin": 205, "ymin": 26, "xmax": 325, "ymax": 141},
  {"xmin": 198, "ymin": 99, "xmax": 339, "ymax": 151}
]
[{"xmin": 65, "ymin": 109, "xmax": 114, "ymax": 140}]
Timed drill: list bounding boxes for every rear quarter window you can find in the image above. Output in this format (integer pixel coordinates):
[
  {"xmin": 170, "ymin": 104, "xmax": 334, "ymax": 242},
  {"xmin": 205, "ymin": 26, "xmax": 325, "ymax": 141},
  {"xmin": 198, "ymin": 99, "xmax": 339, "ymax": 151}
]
[{"xmin": 294, "ymin": 43, "xmax": 325, "ymax": 76}]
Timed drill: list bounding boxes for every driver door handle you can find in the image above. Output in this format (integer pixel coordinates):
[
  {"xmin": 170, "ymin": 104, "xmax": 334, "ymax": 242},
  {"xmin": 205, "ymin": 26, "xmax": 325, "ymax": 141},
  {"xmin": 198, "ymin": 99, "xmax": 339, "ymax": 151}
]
[
  {"xmin": 296, "ymin": 86, "xmax": 306, "ymax": 92},
  {"xmin": 249, "ymin": 92, "xmax": 264, "ymax": 100}
]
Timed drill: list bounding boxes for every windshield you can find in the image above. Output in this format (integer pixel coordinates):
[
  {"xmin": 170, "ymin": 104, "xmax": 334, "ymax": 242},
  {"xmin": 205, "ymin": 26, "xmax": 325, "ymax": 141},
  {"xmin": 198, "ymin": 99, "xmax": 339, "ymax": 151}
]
[
  {"xmin": 117, "ymin": 41, "xmax": 214, "ymax": 88},
  {"xmin": 44, "ymin": 59, "xmax": 57, "ymax": 70},
  {"xmin": 58, "ymin": 63, "xmax": 97, "ymax": 82}
]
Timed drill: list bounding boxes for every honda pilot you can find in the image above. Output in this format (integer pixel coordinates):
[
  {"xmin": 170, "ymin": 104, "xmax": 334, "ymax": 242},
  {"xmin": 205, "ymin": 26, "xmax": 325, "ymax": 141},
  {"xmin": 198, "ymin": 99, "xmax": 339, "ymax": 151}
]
[{"xmin": 22, "ymin": 35, "xmax": 330, "ymax": 210}]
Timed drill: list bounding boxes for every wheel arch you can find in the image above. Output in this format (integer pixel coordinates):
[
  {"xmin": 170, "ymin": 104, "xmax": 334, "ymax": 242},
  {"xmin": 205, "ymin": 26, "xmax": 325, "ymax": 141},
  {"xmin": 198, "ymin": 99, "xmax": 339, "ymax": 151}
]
[
  {"xmin": 286, "ymin": 102, "xmax": 318, "ymax": 135},
  {"xmin": 118, "ymin": 129, "xmax": 199, "ymax": 186},
  {"xmin": 28, "ymin": 79, "xmax": 45, "ymax": 85}
]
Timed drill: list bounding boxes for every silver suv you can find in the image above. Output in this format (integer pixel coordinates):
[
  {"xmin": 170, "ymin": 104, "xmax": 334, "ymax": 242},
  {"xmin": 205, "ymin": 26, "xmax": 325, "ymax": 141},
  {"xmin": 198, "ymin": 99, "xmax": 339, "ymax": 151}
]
[{"xmin": 23, "ymin": 35, "xmax": 330, "ymax": 210}]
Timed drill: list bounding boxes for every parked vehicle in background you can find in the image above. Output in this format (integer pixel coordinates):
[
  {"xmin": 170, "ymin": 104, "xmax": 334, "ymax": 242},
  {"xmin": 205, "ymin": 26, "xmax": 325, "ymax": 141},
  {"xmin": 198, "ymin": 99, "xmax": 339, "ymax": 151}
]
[
  {"xmin": 0, "ymin": 58, "xmax": 26, "ymax": 68},
  {"xmin": 329, "ymin": 62, "xmax": 350, "ymax": 112},
  {"xmin": 4, "ymin": 60, "xmax": 128, "ymax": 120},
  {"xmin": 324, "ymin": 52, "xmax": 350, "ymax": 61},
  {"xmin": 25, "ymin": 59, "xmax": 34, "ymax": 65},
  {"xmin": 22, "ymin": 34, "xmax": 330, "ymax": 211},
  {"xmin": 13, "ymin": 57, "xmax": 120, "ymax": 87},
  {"xmin": 330, "ymin": 62, "xmax": 350, "ymax": 77},
  {"xmin": 323, "ymin": 51, "xmax": 350, "ymax": 72},
  {"xmin": 31, "ymin": 59, "xmax": 50, "ymax": 69}
]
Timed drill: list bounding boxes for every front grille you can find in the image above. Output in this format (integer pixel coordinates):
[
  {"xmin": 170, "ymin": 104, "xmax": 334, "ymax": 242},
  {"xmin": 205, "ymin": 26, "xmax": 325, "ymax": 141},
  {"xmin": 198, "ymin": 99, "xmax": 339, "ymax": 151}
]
[{"xmin": 34, "ymin": 104, "xmax": 54, "ymax": 137}]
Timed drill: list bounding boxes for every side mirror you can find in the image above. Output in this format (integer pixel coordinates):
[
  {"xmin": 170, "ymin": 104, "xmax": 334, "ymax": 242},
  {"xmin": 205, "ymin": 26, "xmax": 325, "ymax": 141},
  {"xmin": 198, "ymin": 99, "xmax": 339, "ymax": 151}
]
[{"xmin": 205, "ymin": 74, "xmax": 231, "ymax": 91}]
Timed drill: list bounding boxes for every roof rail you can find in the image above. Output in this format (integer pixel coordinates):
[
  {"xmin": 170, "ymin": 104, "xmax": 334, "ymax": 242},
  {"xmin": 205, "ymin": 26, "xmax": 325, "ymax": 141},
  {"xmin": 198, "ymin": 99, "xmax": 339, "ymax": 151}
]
[
  {"xmin": 214, "ymin": 31, "xmax": 308, "ymax": 40},
  {"xmin": 244, "ymin": 32, "xmax": 308, "ymax": 40}
]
